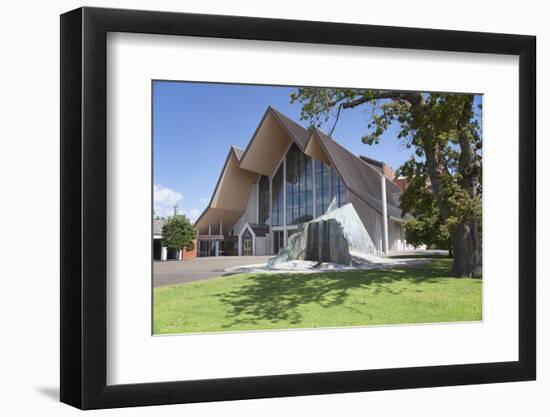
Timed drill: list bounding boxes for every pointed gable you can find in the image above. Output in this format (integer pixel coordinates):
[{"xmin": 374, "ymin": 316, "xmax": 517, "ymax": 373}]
[
  {"xmin": 237, "ymin": 107, "xmax": 310, "ymax": 176},
  {"xmin": 268, "ymin": 106, "xmax": 310, "ymax": 149},
  {"xmin": 194, "ymin": 147, "xmax": 258, "ymax": 234},
  {"xmin": 232, "ymin": 146, "xmax": 244, "ymax": 161}
]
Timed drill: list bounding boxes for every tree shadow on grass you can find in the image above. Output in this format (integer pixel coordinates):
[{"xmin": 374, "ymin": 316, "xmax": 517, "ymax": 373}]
[
  {"xmin": 216, "ymin": 261, "xmax": 452, "ymax": 328},
  {"xmin": 389, "ymin": 254, "xmax": 451, "ymax": 260}
]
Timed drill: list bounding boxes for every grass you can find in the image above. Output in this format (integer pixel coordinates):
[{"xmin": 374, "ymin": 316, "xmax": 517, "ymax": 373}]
[{"xmin": 153, "ymin": 259, "xmax": 482, "ymax": 334}]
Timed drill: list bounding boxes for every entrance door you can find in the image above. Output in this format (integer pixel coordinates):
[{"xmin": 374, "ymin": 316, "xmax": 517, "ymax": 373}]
[
  {"xmin": 242, "ymin": 229, "xmax": 253, "ymax": 256},
  {"xmin": 273, "ymin": 230, "xmax": 284, "ymax": 255}
]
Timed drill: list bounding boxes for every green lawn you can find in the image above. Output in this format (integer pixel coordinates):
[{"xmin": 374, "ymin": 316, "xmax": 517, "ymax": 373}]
[{"xmin": 153, "ymin": 259, "xmax": 482, "ymax": 334}]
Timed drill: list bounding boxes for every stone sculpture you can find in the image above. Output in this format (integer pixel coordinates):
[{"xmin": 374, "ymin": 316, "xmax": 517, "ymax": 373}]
[{"xmin": 268, "ymin": 200, "xmax": 379, "ymax": 267}]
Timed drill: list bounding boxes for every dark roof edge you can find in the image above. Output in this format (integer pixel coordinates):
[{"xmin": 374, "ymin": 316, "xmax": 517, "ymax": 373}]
[{"xmin": 359, "ymin": 155, "xmax": 385, "ymax": 168}]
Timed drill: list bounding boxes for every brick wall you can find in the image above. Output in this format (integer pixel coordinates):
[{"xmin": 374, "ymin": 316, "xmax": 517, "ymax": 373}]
[{"xmin": 181, "ymin": 239, "xmax": 197, "ymax": 259}]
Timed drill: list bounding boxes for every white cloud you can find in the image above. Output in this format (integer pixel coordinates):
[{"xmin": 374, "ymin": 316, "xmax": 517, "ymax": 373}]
[
  {"xmin": 154, "ymin": 184, "xmax": 183, "ymax": 218},
  {"xmin": 153, "ymin": 185, "xmax": 208, "ymax": 223},
  {"xmin": 184, "ymin": 209, "xmax": 201, "ymax": 222}
]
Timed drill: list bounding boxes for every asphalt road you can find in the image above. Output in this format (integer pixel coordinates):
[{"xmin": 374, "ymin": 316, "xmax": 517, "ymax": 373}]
[{"xmin": 153, "ymin": 256, "xmax": 271, "ymax": 288}]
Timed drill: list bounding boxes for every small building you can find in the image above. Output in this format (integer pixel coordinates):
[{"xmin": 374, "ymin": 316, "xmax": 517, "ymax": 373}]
[
  {"xmin": 194, "ymin": 106, "xmax": 412, "ymax": 257},
  {"xmin": 153, "ymin": 218, "xmax": 197, "ymax": 261}
]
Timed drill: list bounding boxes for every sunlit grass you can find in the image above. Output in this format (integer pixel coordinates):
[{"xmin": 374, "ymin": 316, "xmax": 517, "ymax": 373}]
[{"xmin": 153, "ymin": 259, "xmax": 482, "ymax": 334}]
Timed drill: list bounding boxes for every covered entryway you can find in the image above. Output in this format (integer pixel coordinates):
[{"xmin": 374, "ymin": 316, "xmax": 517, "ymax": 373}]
[{"xmin": 242, "ymin": 229, "xmax": 253, "ymax": 256}]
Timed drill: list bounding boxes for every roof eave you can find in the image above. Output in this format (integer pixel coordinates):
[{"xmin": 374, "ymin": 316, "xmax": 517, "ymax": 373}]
[{"xmin": 193, "ymin": 148, "xmax": 236, "ymax": 228}]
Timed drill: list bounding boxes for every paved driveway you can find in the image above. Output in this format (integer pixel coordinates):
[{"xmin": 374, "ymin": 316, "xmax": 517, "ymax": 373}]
[{"xmin": 153, "ymin": 256, "xmax": 271, "ymax": 288}]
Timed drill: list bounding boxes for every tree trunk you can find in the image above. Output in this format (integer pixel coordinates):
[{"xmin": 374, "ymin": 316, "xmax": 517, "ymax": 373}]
[
  {"xmin": 324, "ymin": 92, "xmax": 483, "ymax": 277},
  {"xmin": 451, "ymin": 219, "xmax": 482, "ymax": 277}
]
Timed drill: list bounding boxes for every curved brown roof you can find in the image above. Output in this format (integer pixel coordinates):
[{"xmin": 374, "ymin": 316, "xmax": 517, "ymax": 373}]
[{"xmin": 194, "ymin": 107, "xmax": 407, "ymax": 233}]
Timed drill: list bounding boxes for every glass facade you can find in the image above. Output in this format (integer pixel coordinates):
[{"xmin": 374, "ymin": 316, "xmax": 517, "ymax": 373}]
[
  {"xmin": 316, "ymin": 160, "xmax": 347, "ymax": 215},
  {"xmin": 258, "ymin": 175, "xmax": 270, "ymax": 223},
  {"xmin": 267, "ymin": 144, "xmax": 349, "ymax": 256},
  {"xmin": 271, "ymin": 163, "xmax": 284, "ymax": 226},
  {"xmin": 315, "ymin": 160, "xmax": 331, "ymax": 215},
  {"xmin": 285, "ymin": 144, "xmax": 313, "ymax": 225},
  {"xmin": 331, "ymin": 167, "xmax": 347, "ymax": 207},
  {"xmin": 198, "ymin": 240, "xmax": 217, "ymax": 257}
]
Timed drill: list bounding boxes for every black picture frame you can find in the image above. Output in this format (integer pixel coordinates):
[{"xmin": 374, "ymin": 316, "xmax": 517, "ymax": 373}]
[{"xmin": 60, "ymin": 6, "xmax": 536, "ymax": 410}]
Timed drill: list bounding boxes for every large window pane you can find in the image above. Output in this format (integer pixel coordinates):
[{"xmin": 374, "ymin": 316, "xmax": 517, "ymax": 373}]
[
  {"xmin": 258, "ymin": 175, "xmax": 270, "ymax": 223},
  {"xmin": 285, "ymin": 143, "xmax": 313, "ymax": 225},
  {"xmin": 331, "ymin": 168, "xmax": 347, "ymax": 207},
  {"xmin": 316, "ymin": 160, "xmax": 331, "ymax": 215},
  {"xmin": 271, "ymin": 163, "xmax": 284, "ymax": 226}
]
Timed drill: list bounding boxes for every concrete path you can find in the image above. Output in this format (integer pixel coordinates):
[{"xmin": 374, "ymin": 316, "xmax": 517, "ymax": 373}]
[
  {"xmin": 153, "ymin": 256, "xmax": 271, "ymax": 288},
  {"xmin": 153, "ymin": 250, "xmax": 448, "ymax": 288}
]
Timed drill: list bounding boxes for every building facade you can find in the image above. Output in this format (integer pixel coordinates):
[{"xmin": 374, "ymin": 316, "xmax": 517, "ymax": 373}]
[{"xmin": 194, "ymin": 106, "xmax": 411, "ymax": 257}]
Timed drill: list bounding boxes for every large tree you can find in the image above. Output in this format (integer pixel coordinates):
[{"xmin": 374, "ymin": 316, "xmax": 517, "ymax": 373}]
[
  {"xmin": 291, "ymin": 89, "xmax": 482, "ymax": 277},
  {"xmin": 161, "ymin": 215, "xmax": 196, "ymax": 253}
]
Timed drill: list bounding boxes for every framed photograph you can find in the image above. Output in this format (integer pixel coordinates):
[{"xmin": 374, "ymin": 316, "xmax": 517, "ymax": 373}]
[{"xmin": 60, "ymin": 6, "xmax": 536, "ymax": 409}]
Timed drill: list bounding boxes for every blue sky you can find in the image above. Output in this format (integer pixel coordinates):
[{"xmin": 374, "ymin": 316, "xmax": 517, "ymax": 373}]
[{"xmin": 153, "ymin": 81, "xmax": 481, "ymax": 220}]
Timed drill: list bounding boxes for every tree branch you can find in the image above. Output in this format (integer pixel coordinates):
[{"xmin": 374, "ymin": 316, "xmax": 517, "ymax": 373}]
[
  {"xmin": 341, "ymin": 91, "xmax": 422, "ymax": 109},
  {"xmin": 329, "ymin": 103, "xmax": 343, "ymax": 136}
]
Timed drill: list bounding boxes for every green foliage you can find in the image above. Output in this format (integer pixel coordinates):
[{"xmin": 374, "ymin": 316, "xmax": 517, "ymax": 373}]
[
  {"xmin": 403, "ymin": 218, "xmax": 450, "ymax": 250},
  {"xmin": 397, "ymin": 158, "xmax": 450, "ymax": 249},
  {"xmin": 291, "ymin": 88, "xmax": 482, "ymax": 251},
  {"xmin": 161, "ymin": 215, "xmax": 195, "ymax": 251}
]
